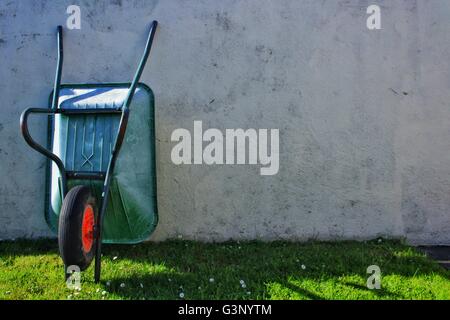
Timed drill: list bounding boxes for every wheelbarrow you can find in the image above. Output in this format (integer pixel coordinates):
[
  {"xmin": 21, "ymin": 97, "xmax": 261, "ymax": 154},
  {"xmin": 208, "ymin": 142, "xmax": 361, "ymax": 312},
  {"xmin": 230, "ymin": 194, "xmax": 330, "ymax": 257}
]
[{"xmin": 20, "ymin": 21, "xmax": 159, "ymax": 282}]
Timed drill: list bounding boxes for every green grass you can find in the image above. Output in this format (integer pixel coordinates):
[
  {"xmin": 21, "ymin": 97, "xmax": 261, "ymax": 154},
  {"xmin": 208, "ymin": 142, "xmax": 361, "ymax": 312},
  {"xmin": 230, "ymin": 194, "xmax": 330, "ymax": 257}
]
[{"xmin": 0, "ymin": 239, "xmax": 449, "ymax": 300}]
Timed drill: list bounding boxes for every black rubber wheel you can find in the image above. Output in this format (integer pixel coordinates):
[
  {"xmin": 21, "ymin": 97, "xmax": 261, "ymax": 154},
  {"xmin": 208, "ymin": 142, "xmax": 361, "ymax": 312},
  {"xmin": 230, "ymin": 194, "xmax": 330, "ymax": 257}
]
[{"xmin": 58, "ymin": 185, "xmax": 97, "ymax": 271}]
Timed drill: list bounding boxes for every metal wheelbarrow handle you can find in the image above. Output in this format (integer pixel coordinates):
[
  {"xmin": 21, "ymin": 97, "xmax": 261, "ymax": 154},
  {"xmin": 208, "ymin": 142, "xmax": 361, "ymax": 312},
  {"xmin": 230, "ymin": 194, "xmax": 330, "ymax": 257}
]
[
  {"xmin": 114, "ymin": 20, "xmax": 158, "ymax": 156},
  {"xmin": 94, "ymin": 20, "xmax": 158, "ymax": 282}
]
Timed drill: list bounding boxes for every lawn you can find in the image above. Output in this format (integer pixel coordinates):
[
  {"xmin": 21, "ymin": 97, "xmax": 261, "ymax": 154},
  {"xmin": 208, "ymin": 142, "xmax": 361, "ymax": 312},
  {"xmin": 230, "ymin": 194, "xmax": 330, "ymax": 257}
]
[{"xmin": 0, "ymin": 239, "xmax": 449, "ymax": 300}]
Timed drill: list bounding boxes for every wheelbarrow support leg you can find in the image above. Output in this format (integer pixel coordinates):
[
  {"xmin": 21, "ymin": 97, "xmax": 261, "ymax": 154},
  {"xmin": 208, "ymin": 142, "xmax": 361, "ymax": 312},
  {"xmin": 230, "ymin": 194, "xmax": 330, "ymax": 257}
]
[{"xmin": 94, "ymin": 20, "xmax": 158, "ymax": 283}]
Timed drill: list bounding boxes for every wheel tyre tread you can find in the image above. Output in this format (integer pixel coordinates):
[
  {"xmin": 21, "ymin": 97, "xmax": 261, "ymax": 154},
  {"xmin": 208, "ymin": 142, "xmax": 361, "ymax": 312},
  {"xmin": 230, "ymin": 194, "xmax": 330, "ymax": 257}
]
[{"xmin": 58, "ymin": 186, "xmax": 96, "ymax": 271}]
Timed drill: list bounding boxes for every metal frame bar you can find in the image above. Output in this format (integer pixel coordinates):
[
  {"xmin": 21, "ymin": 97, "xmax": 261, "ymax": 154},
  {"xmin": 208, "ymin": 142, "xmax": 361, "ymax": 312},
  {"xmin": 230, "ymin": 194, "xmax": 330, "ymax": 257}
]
[
  {"xmin": 52, "ymin": 26, "xmax": 63, "ymax": 111},
  {"xmin": 20, "ymin": 108, "xmax": 69, "ymax": 196},
  {"xmin": 94, "ymin": 20, "xmax": 158, "ymax": 282},
  {"xmin": 19, "ymin": 20, "xmax": 159, "ymax": 283}
]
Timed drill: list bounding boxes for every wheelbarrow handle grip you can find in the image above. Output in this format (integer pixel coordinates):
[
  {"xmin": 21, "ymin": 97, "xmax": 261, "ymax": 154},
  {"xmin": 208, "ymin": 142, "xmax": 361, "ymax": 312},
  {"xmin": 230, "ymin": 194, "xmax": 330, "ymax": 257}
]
[
  {"xmin": 52, "ymin": 26, "xmax": 64, "ymax": 110},
  {"xmin": 111, "ymin": 21, "xmax": 158, "ymax": 166},
  {"xmin": 123, "ymin": 20, "xmax": 158, "ymax": 110},
  {"xmin": 20, "ymin": 108, "xmax": 68, "ymax": 196}
]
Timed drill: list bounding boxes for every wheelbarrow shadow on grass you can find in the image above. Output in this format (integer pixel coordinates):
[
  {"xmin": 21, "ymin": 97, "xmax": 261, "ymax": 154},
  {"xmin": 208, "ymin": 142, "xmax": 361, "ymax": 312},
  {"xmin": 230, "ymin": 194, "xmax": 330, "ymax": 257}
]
[
  {"xmin": 0, "ymin": 239, "xmax": 448, "ymax": 300},
  {"xmin": 97, "ymin": 240, "xmax": 450, "ymax": 300}
]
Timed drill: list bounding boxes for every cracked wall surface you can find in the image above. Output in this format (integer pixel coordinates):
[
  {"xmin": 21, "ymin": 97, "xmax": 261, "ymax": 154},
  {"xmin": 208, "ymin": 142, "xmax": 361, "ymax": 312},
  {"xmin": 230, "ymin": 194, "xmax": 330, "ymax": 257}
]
[{"xmin": 1, "ymin": 0, "xmax": 450, "ymax": 244}]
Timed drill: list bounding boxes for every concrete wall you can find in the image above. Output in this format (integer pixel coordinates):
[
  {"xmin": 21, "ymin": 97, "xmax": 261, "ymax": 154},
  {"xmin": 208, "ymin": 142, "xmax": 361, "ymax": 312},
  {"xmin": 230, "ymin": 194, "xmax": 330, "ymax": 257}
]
[{"xmin": 1, "ymin": 0, "xmax": 450, "ymax": 244}]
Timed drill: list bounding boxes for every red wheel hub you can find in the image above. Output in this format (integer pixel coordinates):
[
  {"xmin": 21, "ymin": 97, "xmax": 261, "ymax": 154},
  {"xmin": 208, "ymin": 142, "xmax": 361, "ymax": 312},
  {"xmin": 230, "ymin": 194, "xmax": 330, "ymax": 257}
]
[{"xmin": 82, "ymin": 205, "xmax": 95, "ymax": 253}]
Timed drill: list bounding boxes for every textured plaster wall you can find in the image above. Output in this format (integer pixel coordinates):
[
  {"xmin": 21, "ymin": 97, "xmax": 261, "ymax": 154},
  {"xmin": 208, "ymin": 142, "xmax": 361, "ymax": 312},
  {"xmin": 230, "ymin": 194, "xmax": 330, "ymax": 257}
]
[{"xmin": 1, "ymin": 0, "xmax": 450, "ymax": 244}]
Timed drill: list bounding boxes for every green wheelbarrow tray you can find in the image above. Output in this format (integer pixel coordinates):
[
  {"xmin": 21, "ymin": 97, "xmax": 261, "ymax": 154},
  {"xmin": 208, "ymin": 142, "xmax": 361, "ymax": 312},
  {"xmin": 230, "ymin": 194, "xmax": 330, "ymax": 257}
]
[
  {"xmin": 20, "ymin": 21, "xmax": 159, "ymax": 282},
  {"xmin": 47, "ymin": 83, "xmax": 158, "ymax": 244}
]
